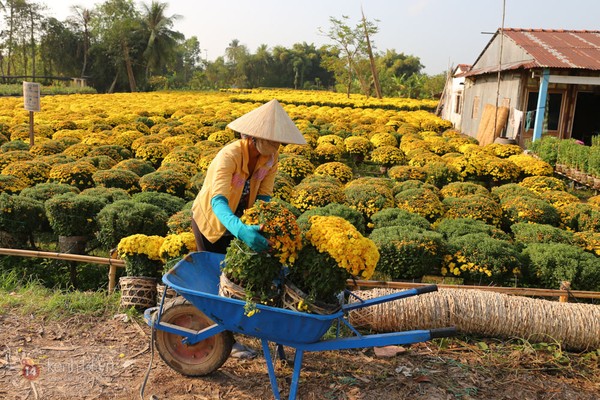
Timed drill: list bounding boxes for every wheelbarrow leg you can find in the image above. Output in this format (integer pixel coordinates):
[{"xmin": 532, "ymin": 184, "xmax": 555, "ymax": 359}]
[
  {"xmin": 288, "ymin": 348, "xmax": 304, "ymax": 400},
  {"xmin": 261, "ymin": 339, "xmax": 282, "ymax": 400}
]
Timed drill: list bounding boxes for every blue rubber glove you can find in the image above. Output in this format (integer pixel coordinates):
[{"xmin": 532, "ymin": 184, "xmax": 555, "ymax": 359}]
[{"xmin": 211, "ymin": 195, "xmax": 269, "ymax": 252}]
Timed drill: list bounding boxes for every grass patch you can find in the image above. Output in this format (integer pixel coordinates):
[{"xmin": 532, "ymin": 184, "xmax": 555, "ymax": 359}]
[{"xmin": 0, "ymin": 270, "xmax": 120, "ymax": 319}]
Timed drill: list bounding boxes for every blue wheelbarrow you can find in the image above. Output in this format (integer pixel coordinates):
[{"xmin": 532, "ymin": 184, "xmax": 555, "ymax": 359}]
[{"xmin": 144, "ymin": 251, "xmax": 456, "ymax": 400}]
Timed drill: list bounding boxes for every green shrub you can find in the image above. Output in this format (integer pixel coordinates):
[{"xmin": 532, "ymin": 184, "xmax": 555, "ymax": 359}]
[
  {"xmin": 96, "ymin": 200, "xmax": 169, "ymax": 250},
  {"xmin": 370, "ymin": 208, "xmax": 431, "ymax": 231},
  {"xmin": 370, "ymin": 225, "xmax": 445, "ymax": 279},
  {"xmin": 521, "ymin": 243, "xmax": 600, "ymax": 290},
  {"xmin": 0, "ymin": 193, "xmax": 46, "ymax": 236},
  {"xmin": 92, "ymin": 169, "xmax": 140, "ymax": 193},
  {"xmin": 1, "ymin": 141, "xmax": 29, "ymax": 152},
  {"xmin": 527, "ymin": 136, "xmax": 558, "ymax": 166},
  {"xmin": 445, "ymin": 233, "xmax": 522, "ymax": 285},
  {"xmin": 423, "ymin": 161, "xmax": 460, "ymax": 188},
  {"xmin": 113, "ymin": 158, "xmax": 156, "ymax": 177},
  {"xmin": 393, "ymin": 179, "xmax": 439, "ymax": 196},
  {"xmin": 491, "ymin": 183, "xmax": 539, "ymax": 202},
  {"xmin": 138, "ymin": 170, "xmax": 191, "ymax": 199},
  {"xmin": 19, "ymin": 182, "xmax": 80, "ymax": 202},
  {"xmin": 343, "ymin": 182, "xmax": 394, "ymax": 221},
  {"xmin": 131, "ymin": 191, "xmax": 186, "ymax": 216},
  {"xmin": 290, "ymin": 177, "xmax": 345, "ymax": 213},
  {"xmin": 297, "ymin": 203, "xmax": 366, "ymax": 234},
  {"xmin": 79, "ymin": 187, "xmax": 131, "ymax": 203},
  {"xmin": 0, "ymin": 174, "xmax": 28, "ymax": 194},
  {"xmin": 79, "ymin": 155, "xmax": 118, "ymax": 170},
  {"xmin": 434, "ymin": 218, "xmax": 509, "ymax": 241},
  {"xmin": 87, "ymin": 145, "xmax": 132, "ymax": 162},
  {"xmin": 45, "ymin": 193, "xmax": 107, "ymax": 236},
  {"xmin": 510, "ymin": 222, "xmax": 574, "ymax": 245}
]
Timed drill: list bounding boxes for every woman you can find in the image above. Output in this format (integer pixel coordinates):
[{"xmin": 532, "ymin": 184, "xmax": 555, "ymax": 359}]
[{"xmin": 191, "ymin": 99, "xmax": 306, "ymax": 358}]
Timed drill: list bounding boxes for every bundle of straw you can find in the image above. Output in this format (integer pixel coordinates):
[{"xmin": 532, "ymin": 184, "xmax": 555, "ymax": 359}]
[{"xmin": 348, "ymin": 288, "xmax": 600, "ymax": 351}]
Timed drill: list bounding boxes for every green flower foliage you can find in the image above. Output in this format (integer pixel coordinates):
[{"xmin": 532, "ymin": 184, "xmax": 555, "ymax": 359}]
[
  {"xmin": 138, "ymin": 170, "xmax": 191, "ymax": 198},
  {"xmin": 522, "ymin": 243, "xmax": 600, "ymax": 291},
  {"xmin": 369, "ymin": 225, "xmax": 445, "ymax": 280},
  {"xmin": 80, "ymin": 187, "xmax": 131, "ymax": 203},
  {"xmin": 0, "ymin": 193, "xmax": 46, "ymax": 235},
  {"xmin": 370, "ymin": 207, "xmax": 431, "ymax": 231},
  {"xmin": 96, "ymin": 200, "xmax": 169, "ymax": 250},
  {"xmin": 297, "ymin": 202, "xmax": 366, "ymax": 234},
  {"xmin": 20, "ymin": 182, "xmax": 80, "ymax": 202},
  {"xmin": 45, "ymin": 193, "xmax": 107, "ymax": 236},
  {"xmin": 288, "ymin": 244, "xmax": 349, "ymax": 304},
  {"xmin": 491, "ymin": 183, "xmax": 540, "ymax": 202},
  {"xmin": 392, "ymin": 179, "xmax": 441, "ymax": 196},
  {"xmin": 343, "ymin": 182, "xmax": 395, "ymax": 221},
  {"xmin": 423, "ymin": 161, "xmax": 460, "ymax": 188},
  {"xmin": 442, "ymin": 195, "xmax": 502, "ymax": 227},
  {"xmin": 78, "ymin": 155, "xmax": 118, "ymax": 170},
  {"xmin": 92, "ymin": 169, "xmax": 140, "ymax": 193},
  {"xmin": 132, "ymin": 191, "xmax": 186, "ymax": 217},
  {"xmin": 446, "ymin": 233, "xmax": 522, "ymax": 285},
  {"xmin": 87, "ymin": 144, "xmax": 133, "ymax": 162},
  {"xmin": 510, "ymin": 222, "xmax": 574, "ymax": 245},
  {"xmin": 0, "ymin": 140, "xmax": 29, "ymax": 152},
  {"xmin": 434, "ymin": 218, "xmax": 509, "ymax": 241},
  {"xmin": 113, "ymin": 158, "xmax": 156, "ymax": 177}
]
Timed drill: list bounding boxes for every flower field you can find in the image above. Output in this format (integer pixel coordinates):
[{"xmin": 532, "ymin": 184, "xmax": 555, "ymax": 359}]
[{"xmin": 0, "ymin": 89, "xmax": 599, "ymax": 291}]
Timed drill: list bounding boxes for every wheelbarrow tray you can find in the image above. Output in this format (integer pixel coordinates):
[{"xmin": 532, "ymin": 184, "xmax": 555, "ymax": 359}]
[{"xmin": 162, "ymin": 251, "xmax": 341, "ymax": 344}]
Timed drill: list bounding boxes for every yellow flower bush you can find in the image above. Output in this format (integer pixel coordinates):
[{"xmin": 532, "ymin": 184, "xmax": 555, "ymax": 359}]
[
  {"xmin": 573, "ymin": 231, "xmax": 600, "ymax": 256},
  {"xmin": 290, "ymin": 176, "xmax": 345, "ymax": 212},
  {"xmin": 538, "ymin": 190, "xmax": 580, "ymax": 208},
  {"xmin": 159, "ymin": 232, "xmax": 197, "ymax": 262},
  {"xmin": 314, "ymin": 161, "xmax": 353, "ymax": 184},
  {"xmin": 305, "ymin": 215, "xmax": 379, "ymax": 279},
  {"xmin": 135, "ymin": 143, "xmax": 170, "ymax": 167},
  {"xmin": 344, "ymin": 136, "xmax": 372, "ymax": 159},
  {"xmin": 344, "ymin": 181, "xmax": 395, "ymax": 220},
  {"xmin": 484, "ymin": 143, "xmax": 523, "ymax": 158},
  {"xmin": 395, "ymin": 187, "xmax": 445, "ymax": 221},
  {"xmin": 117, "ymin": 234, "xmax": 165, "ymax": 277},
  {"xmin": 370, "ymin": 145, "xmax": 406, "ymax": 167},
  {"xmin": 314, "ymin": 142, "xmax": 343, "ymax": 163},
  {"xmin": 278, "ymin": 154, "xmax": 315, "ymax": 184},
  {"xmin": 241, "ymin": 200, "xmax": 303, "ymax": 266},
  {"xmin": 519, "ymin": 175, "xmax": 566, "ymax": 194},
  {"xmin": 370, "ymin": 132, "xmax": 397, "ymax": 148},
  {"xmin": 2, "ymin": 160, "xmax": 51, "ymax": 187},
  {"xmin": 48, "ymin": 161, "xmax": 97, "ymax": 190},
  {"xmin": 508, "ymin": 154, "xmax": 553, "ymax": 176}
]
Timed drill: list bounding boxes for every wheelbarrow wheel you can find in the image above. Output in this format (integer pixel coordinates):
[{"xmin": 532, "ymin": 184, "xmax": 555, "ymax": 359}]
[{"xmin": 154, "ymin": 297, "xmax": 234, "ymax": 376}]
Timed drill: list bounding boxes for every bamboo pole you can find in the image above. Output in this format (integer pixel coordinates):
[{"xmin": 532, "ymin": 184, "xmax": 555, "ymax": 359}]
[
  {"xmin": 0, "ymin": 248, "xmax": 124, "ymax": 293},
  {"xmin": 346, "ymin": 279, "xmax": 600, "ymax": 300}
]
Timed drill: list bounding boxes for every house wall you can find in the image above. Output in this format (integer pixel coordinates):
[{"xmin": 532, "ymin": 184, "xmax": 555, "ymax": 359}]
[
  {"xmin": 474, "ymin": 35, "xmax": 533, "ymax": 69},
  {"xmin": 440, "ymin": 75, "xmax": 465, "ymax": 128},
  {"xmin": 460, "ymin": 72, "xmax": 523, "ymax": 139}
]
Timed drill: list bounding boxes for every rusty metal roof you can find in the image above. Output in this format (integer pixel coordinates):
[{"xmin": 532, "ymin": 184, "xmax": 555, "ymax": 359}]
[
  {"xmin": 504, "ymin": 29, "xmax": 600, "ymax": 70},
  {"xmin": 465, "ymin": 29, "xmax": 600, "ymax": 77}
]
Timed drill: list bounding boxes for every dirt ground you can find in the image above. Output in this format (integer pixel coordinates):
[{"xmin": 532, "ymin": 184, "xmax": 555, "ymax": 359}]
[{"xmin": 1, "ymin": 310, "xmax": 599, "ymax": 400}]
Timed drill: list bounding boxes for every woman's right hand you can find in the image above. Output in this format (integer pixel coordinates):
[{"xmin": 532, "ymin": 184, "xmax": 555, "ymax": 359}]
[{"xmin": 238, "ymin": 224, "xmax": 269, "ymax": 252}]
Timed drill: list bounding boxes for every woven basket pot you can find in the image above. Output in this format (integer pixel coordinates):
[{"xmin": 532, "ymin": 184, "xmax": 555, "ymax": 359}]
[
  {"xmin": 119, "ymin": 276, "xmax": 156, "ymax": 309},
  {"xmin": 156, "ymin": 283, "xmax": 179, "ymax": 305},
  {"xmin": 282, "ymin": 283, "xmax": 340, "ymax": 315}
]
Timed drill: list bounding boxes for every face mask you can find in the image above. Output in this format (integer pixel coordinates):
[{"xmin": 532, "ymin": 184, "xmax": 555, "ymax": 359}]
[{"xmin": 255, "ymin": 138, "xmax": 280, "ymax": 156}]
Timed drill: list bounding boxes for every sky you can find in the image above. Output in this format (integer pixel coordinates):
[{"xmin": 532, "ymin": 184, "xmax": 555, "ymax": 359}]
[{"xmin": 46, "ymin": 0, "xmax": 600, "ymax": 75}]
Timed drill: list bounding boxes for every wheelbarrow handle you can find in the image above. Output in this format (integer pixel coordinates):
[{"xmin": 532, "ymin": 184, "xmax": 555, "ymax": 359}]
[
  {"xmin": 343, "ymin": 285, "xmax": 438, "ymax": 312},
  {"xmin": 429, "ymin": 327, "xmax": 458, "ymax": 339}
]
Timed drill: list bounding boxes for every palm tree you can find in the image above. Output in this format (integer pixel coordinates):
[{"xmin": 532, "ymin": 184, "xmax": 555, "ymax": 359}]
[
  {"xmin": 141, "ymin": 1, "xmax": 183, "ymax": 79},
  {"xmin": 69, "ymin": 5, "xmax": 92, "ymax": 77}
]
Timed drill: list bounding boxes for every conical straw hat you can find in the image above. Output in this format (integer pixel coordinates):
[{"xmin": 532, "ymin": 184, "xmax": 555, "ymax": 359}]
[{"xmin": 227, "ymin": 99, "xmax": 306, "ymax": 145}]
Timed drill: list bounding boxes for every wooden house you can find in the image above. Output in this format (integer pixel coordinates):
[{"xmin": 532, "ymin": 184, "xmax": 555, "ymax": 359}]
[{"xmin": 448, "ymin": 28, "xmax": 600, "ymax": 146}]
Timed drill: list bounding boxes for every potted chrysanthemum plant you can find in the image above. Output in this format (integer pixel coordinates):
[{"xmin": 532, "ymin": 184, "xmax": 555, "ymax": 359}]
[
  {"xmin": 286, "ymin": 215, "xmax": 379, "ymax": 314},
  {"xmin": 221, "ymin": 200, "xmax": 302, "ymax": 316}
]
